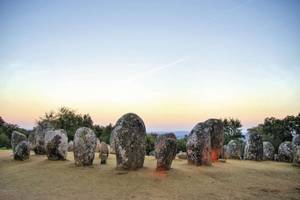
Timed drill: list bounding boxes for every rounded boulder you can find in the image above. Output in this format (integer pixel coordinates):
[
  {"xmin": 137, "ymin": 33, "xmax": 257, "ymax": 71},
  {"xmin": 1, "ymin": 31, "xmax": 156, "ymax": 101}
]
[
  {"xmin": 68, "ymin": 141, "xmax": 74, "ymax": 152},
  {"xmin": 244, "ymin": 132, "xmax": 263, "ymax": 161},
  {"xmin": 33, "ymin": 122, "xmax": 54, "ymax": 155},
  {"xmin": 187, "ymin": 122, "xmax": 212, "ymax": 166},
  {"xmin": 226, "ymin": 140, "xmax": 242, "ymax": 159},
  {"xmin": 11, "ymin": 131, "xmax": 27, "ymax": 154},
  {"xmin": 99, "ymin": 142, "xmax": 109, "ymax": 164},
  {"xmin": 292, "ymin": 134, "xmax": 300, "ymax": 166},
  {"xmin": 14, "ymin": 141, "xmax": 30, "ymax": 161},
  {"xmin": 155, "ymin": 133, "xmax": 177, "ymax": 170},
  {"xmin": 112, "ymin": 113, "xmax": 146, "ymax": 170},
  {"xmin": 205, "ymin": 119, "xmax": 224, "ymax": 161},
  {"xmin": 278, "ymin": 141, "xmax": 293, "ymax": 162},
  {"xmin": 45, "ymin": 129, "xmax": 68, "ymax": 160},
  {"xmin": 263, "ymin": 141, "xmax": 275, "ymax": 160},
  {"xmin": 73, "ymin": 127, "xmax": 97, "ymax": 166}
]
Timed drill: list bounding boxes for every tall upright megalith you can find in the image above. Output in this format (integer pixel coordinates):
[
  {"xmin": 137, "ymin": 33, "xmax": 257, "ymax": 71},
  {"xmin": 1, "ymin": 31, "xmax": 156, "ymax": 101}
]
[
  {"xmin": 11, "ymin": 131, "xmax": 30, "ymax": 161},
  {"xmin": 205, "ymin": 119, "xmax": 224, "ymax": 161},
  {"xmin": 33, "ymin": 122, "xmax": 54, "ymax": 155},
  {"xmin": 73, "ymin": 127, "xmax": 97, "ymax": 166},
  {"xmin": 292, "ymin": 134, "xmax": 300, "ymax": 166},
  {"xmin": 45, "ymin": 129, "xmax": 68, "ymax": 160},
  {"xmin": 112, "ymin": 113, "xmax": 146, "ymax": 170},
  {"xmin": 244, "ymin": 132, "xmax": 263, "ymax": 161},
  {"xmin": 155, "ymin": 133, "xmax": 177, "ymax": 170},
  {"xmin": 187, "ymin": 122, "xmax": 212, "ymax": 166},
  {"xmin": 263, "ymin": 141, "xmax": 275, "ymax": 160}
]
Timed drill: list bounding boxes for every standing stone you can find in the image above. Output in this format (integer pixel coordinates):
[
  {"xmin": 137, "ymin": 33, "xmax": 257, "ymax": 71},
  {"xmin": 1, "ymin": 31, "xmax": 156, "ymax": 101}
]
[
  {"xmin": 73, "ymin": 127, "xmax": 97, "ymax": 166},
  {"xmin": 177, "ymin": 151, "xmax": 187, "ymax": 159},
  {"xmin": 205, "ymin": 119, "xmax": 224, "ymax": 161},
  {"xmin": 112, "ymin": 113, "xmax": 146, "ymax": 170},
  {"xmin": 155, "ymin": 133, "xmax": 177, "ymax": 170},
  {"xmin": 99, "ymin": 142, "xmax": 109, "ymax": 164},
  {"xmin": 11, "ymin": 131, "xmax": 27, "ymax": 153},
  {"xmin": 263, "ymin": 141, "xmax": 275, "ymax": 160},
  {"xmin": 278, "ymin": 141, "xmax": 293, "ymax": 162},
  {"xmin": 33, "ymin": 122, "xmax": 54, "ymax": 155},
  {"xmin": 45, "ymin": 129, "xmax": 68, "ymax": 160},
  {"xmin": 109, "ymin": 132, "xmax": 116, "ymax": 154},
  {"xmin": 28, "ymin": 131, "xmax": 35, "ymax": 149},
  {"xmin": 226, "ymin": 140, "xmax": 242, "ymax": 159},
  {"xmin": 187, "ymin": 122, "xmax": 212, "ymax": 166},
  {"xmin": 68, "ymin": 141, "xmax": 74, "ymax": 152},
  {"xmin": 220, "ymin": 145, "xmax": 227, "ymax": 159},
  {"xmin": 292, "ymin": 134, "xmax": 300, "ymax": 166},
  {"xmin": 95, "ymin": 138, "xmax": 101, "ymax": 152},
  {"xmin": 244, "ymin": 132, "xmax": 263, "ymax": 161},
  {"xmin": 14, "ymin": 141, "xmax": 30, "ymax": 161}
]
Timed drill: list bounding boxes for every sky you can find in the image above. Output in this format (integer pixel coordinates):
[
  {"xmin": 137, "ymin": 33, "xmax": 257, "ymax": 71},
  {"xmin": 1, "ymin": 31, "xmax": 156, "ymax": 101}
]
[{"xmin": 0, "ymin": 0, "xmax": 299, "ymax": 131}]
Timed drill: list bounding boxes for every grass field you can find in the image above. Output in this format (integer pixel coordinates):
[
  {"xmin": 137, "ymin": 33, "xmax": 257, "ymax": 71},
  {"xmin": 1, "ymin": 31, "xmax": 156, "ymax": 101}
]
[{"xmin": 0, "ymin": 150, "xmax": 300, "ymax": 200}]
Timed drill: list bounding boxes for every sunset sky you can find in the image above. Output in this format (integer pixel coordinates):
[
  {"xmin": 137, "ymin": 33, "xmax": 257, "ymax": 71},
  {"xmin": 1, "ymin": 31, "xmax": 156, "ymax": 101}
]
[{"xmin": 0, "ymin": 0, "xmax": 299, "ymax": 131}]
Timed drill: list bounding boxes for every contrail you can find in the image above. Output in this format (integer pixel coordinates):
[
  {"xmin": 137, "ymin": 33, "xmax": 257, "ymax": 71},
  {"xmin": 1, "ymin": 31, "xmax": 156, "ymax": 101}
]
[{"xmin": 126, "ymin": 57, "xmax": 188, "ymax": 83}]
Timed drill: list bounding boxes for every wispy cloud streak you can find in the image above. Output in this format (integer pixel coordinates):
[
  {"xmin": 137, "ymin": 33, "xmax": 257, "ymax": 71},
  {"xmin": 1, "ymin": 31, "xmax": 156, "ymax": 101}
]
[{"xmin": 125, "ymin": 57, "xmax": 188, "ymax": 83}]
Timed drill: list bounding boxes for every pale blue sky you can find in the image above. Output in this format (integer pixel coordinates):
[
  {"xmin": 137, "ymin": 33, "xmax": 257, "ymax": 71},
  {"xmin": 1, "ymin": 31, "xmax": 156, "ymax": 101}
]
[{"xmin": 0, "ymin": 0, "xmax": 299, "ymax": 131}]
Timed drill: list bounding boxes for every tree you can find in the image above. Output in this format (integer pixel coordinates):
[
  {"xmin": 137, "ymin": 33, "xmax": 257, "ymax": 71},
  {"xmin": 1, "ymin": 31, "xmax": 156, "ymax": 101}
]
[
  {"xmin": 247, "ymin": 113, "xmax": 300, "ymax": 152},
  {"xmin": 0, "ymin": 117, "xmax": 28, "ymax": 148},
  {"xmin": 222, "ymin": 118, "xmax": 244, "ymax": 144},
  {"xmin": 145, "ymin": 133, "xmax": 157, "ymax": 155},
  {"xmin": 0, "ymin": 133, "xmax": 9, "ymax": 148},
  {"xmin": 94, "ymin": 124, "xmax": 113, "ymax": 144},
  {"xmin": 176, "ymin": 135, "xmax": 187, "ymax": 153},
  {"xmin": 38, "ymin": 107, "xmax": 94, "ymax": 141}
]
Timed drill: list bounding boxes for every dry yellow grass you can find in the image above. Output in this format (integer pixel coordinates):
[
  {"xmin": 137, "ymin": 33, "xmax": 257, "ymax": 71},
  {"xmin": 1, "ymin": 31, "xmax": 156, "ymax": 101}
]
[{"xmin": 0, "ymin": 150, "xmax": 300, "ymax": 200}]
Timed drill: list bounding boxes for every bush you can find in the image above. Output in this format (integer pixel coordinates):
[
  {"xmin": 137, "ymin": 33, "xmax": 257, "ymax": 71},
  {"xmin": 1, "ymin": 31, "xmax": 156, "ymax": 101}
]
[
  {"xmin": 0, "ymin": 133, "xmax": 9, "ymax": 148},
  {"xmin": 176, "ymin": 136, "xmax": 187, "ymax": 153},
  {"xmin": 145, "ymin": 134, "xmax": 157, "ymax": 155}
]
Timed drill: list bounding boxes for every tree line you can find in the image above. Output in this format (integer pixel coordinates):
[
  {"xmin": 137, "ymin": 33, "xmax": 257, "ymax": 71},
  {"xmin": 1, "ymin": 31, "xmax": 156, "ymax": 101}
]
[{"xmin": 0, "ymin": 107, "xmax": 299, "ymax": 154}]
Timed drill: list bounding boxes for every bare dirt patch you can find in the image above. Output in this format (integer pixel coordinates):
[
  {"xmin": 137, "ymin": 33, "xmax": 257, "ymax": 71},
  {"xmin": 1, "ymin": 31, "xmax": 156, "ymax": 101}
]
[{"xmin": 0, "ymin": 150, "xmax": 299, "ymax": 200}]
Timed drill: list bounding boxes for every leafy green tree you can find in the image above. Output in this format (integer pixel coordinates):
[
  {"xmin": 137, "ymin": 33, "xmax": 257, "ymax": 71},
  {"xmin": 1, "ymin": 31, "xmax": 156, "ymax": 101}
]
[
  {"xmin": 0, "ymin": 117, "xmax": 28, "ymax": 148},
  {"xmin": 222, "ymin": 118, "xmax": 244, "ymax": 144},
  {"xmin": 0, "ymin": 133, "xmax": 9, "ymax": 148},
  {"xmin": 145, "ymin": 133, "xmax": 157, "ymax": 155},
  {"xmin": 94, "ymin": 124, "xmax": 113, "ymax": 144},
  {"xmin": 38, "ymin": 107, "xmax": 94, "ymax": 141},
  {"xmin": 176, "ymin": 135, "xmax": 187, "ymax": 153}
]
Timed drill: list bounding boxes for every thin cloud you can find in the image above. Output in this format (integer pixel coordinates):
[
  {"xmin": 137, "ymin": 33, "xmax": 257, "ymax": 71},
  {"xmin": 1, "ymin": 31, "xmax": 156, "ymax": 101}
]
[{"xmin": 126, "ymin": 57, "xmax": 188, "ymax": 83}]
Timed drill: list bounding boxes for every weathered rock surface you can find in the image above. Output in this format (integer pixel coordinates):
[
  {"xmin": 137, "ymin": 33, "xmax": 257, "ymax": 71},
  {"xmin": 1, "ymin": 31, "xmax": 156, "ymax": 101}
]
[
  {"xmin": 155, "ymin": 133, "xmax": 177, "ymax": 170},
  {"xmin": 278, "ymin": 141, "xmax": 293, "ymax": 162},
  {"xmin": 73, "ymin": 127, "xmax": 97, "ymax": 166},
  {"xmin": 226, "ymin": 140, "xmax": 242, "ymax": 159},
  {"xmin": 14, "ymin": 141, "xmax": 30, "ymax": 161},
  {"xmin": 110, "ymin": 131, "xmax": 116, "ymax": 154},
  {"xmin": 45, "ymin": 129, "xmax": 68, "ymax": 160},
  {"xmin": 263, "ymin": 141, "xmax": 275, "ymax": 160},
  {"xmin": 99, "ymin": 142, "xmax": 109, "ymax": 164},
  {"xmin": 205, "ymin": 119, "xmax": 224, "ymax": 161},
  {"xmin": 11, "ymin": 131, "xmax": 27, "ymax": 153},
  {"xmin": 220, "ymin": 145, "xmax": 227, "ymax": 159},
  {"xmin": 28, "ymin": 131, "xmax": 35, "ymax": 149},
  {"xmin": 112, "ymin": 113, "xmax": 146, "ymax": 170},
  {"xmin": 244, "ymin": 132, "xmax": 263, "ymax": 161},
  {"xmin": 292, "ymin": 134, "xmax": 300, "ymax": 166},
  {"xmin": 33, "ymin": 122, "xmax": 54, "ymax": 155},
  {"xmin": 187, "ymin": 122, "xmax": 212, "ymax": 166},
  {"xmin": 68, "ymin": 141, "xmax": 74, "ymax": 152},
  {"xmin": 95, "ymin": 138, "xmax": 101, "ymax": 152},
  {"xmin": 177, "ymin": 151, "xmax": 187, "ymax": 159}
]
